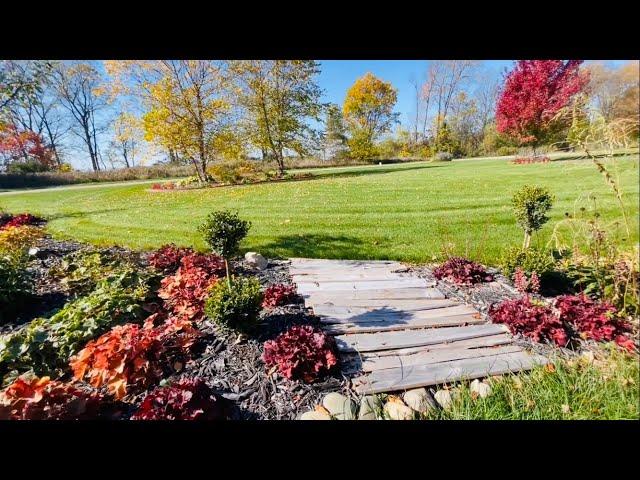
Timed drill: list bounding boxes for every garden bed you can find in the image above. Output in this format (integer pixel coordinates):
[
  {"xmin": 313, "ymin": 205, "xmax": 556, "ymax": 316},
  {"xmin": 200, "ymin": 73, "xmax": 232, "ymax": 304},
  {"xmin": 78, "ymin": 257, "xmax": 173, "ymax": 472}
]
[{"xmin": 0, "ymin": 234, "xmax": 348, "ymax": 420}]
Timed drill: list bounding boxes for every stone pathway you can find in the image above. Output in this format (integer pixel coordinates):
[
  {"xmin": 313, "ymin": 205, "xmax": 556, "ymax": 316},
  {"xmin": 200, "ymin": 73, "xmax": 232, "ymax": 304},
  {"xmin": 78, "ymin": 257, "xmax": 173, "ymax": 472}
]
[{"xmin": 289, "ymin": 258, "xmax": 547, "ymax": 395}]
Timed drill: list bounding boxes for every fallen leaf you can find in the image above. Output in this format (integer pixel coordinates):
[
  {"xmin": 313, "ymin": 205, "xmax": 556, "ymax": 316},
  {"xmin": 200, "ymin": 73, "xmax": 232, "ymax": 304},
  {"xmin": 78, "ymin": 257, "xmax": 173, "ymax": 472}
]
[
  {"xmin": 561, "ymin": 404, "xmax": 570, "ymax": 414},
  {"xmin": 471, "ymin": 391, "xmax": 479, "ymax": 401},
  {"xmin": 315, "ymin": 405, "xmax": 330, "ymax": 415},
  {"xmin": 545, "ymin": 363, "xmax": 556, "ymax": 373},
  {"xmin": 266, "ymin": 365, "xmax": 278, "ymax": 377}
]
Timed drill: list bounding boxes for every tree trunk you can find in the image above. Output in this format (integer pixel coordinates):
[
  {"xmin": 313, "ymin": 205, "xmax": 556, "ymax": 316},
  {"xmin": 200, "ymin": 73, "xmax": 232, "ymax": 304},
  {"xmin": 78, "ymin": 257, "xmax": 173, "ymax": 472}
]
[{"xmin": 523, "ymin": 232, "xmax": 531, "ymax": 249}]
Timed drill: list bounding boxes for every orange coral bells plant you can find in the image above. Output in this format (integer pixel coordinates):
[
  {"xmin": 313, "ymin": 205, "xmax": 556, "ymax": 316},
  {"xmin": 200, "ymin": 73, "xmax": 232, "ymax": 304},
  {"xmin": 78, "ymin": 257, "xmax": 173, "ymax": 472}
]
[
  {"xmin": 0, "ymin": 376, "xmax": 102, "ymax": 420},
  {"xmin": 70, "ymin": 315, "xmax": 200, "ymax": 400}
]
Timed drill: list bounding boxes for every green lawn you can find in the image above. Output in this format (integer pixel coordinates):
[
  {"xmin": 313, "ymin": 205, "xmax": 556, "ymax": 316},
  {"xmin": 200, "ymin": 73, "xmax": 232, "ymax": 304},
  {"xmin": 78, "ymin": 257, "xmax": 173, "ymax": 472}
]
[{"xmin": 1, "ymin": 155, "xmax": 638, "ymax": 265}]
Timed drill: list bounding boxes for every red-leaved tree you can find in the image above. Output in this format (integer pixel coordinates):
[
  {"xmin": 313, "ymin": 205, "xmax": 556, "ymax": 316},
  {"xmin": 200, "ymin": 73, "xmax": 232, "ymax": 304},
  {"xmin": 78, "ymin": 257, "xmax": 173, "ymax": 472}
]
[
  {"xmin": 496, "ymin": 60, "xmax": 588, "ymax": 152},
  {"xmin": 0, "ymin": 121, "xmax": 55, "ymax": 170}
]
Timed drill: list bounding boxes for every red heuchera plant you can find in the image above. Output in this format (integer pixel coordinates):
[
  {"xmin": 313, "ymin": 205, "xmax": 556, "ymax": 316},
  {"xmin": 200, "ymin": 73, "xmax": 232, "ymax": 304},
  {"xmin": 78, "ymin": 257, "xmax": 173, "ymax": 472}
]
[
  {"xmin": 158, "ymin": 253, "xmax": 224, "ymax": 321},
  {"xmin": 262, "ymin": 325, "xmax": 338, "ymax": 383},
  {"xmin": 433, "ymin": 257, "xmax": 494, "ymax": 285},
  {"xmin": 0, "ymin": 213, "xmax": 44, "ymax": 230},
  {"xmin": 496, "ymin": 60, "xmax": 587, "ymax": 147},
  {"xmin": 262, "ymin": 284, "xmax": 298, "ymax": 309},
  {"xmin": 148, "ymin": 244, "xmax": 195, "ymax": 273},
  {"xmin": 130, "ymin": 378, "xmax": 231, "ymax": 420},
  {"xmin": 554, "ymin": 294, "xmax": 635, "ymax": 352},
  {"xmin": 489, "ymin": 296, "xmax": 569, "ymax": 347},
  {"xmin": 70, "ymin": 315, "xmax": 200, "ymax": 400},
  {"xmin": 0, "ymin": 376, "xmax": 103, "ymax": 420}
]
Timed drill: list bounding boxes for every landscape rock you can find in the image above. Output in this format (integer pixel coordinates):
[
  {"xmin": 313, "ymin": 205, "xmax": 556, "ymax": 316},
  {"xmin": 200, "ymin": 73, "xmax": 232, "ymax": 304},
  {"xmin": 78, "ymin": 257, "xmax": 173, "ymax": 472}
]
[
  {"xmin": 244, "ymin": 252, "xmax": 268, "ymax": 270},
  {"xmin": 300, "ymin": 410, "xmax": 332, "ymax": 420},
  {"xmin": 403, "ymin": 388, "xmax": 435, "ymax": 413},
  {"xmin": 434, "ymin": 389, "xmax": 453, "ymax": 410},
  {"xmin": 470, "ymin": 379, "xmax": 492, "ymax": 398},
  {"xmin": 28, "ymin": 247, "xmax": 41, "ymax": 257},
  {"xmin": 322, "ymin": 392, "xmax": 357, "ymax": 420},
  {"xmin": 358, "ymin": 395, "xmax": 381, "ymax": 420},
  {"xmin": 383, "ymin": 397, "xmax": 415, "ymax": 420}
]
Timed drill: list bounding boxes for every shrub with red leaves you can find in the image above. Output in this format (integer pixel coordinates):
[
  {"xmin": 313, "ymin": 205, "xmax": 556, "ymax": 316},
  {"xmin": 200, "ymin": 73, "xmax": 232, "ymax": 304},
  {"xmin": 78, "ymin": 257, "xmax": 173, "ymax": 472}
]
[
  {"xmin": 554, "ymin": 294, "xmax": 635, "ymax": 352},
  {"xmin": 262, "ymin": 284, "xmax": 298, "ymax": 309},
  {"xmin": 70, "ymin": 315, "xmax": 200, "ymax": 400},
  {"xmin": 148, "ymin": 244, "xmax": 195, "ymax": 273},
  {"xmin": 262, "ymin": 325, "xmax": 338, "ymax": 383},
  {"xmin": 489, "ymin": 296, "xmax": 569, "ymax": 347},
  {"xmin": 158, "ymin": 252, "xmax": 224, "ymax": 321},
  {"xmin": 433, "ymin": 257, "xmax": 494, "ymax": 285},
  {"xmin": 0, "ymin": 376, "xmax": 103, "ymax": 420},
  {"xmin": 514, "ymin": 268, "xmax": 540, "ymax": 294},
  {"xmin": 0, "ymin": 213, "xmax": 44, "ymax": 230},
  {"xmin": 130, "ymin": 378, "xmax": 232, "ymax": 420}
]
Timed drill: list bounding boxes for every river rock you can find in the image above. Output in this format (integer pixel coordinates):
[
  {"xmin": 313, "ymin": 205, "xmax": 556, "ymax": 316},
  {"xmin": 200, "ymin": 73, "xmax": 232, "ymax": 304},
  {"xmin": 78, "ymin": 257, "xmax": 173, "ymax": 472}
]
[
  {"xmin": 244, "ymin": 252, "xmax": 268, "ymax": 270},
  {"xmin": 322, "ymin": 392, "xmax": 357, "ymax": 420},
  {"xmin": 300, "ymin": 410, "xmax": 331, "ymax": 420},
  {"xmin": 403, "ymin": 388, "xmax": 434, "ymax": 413},
  {"xmin": 470, "ymin": 379, "xmax": 492, "ymax": 398},
  {"xmin": 434, "ymin": 389, "xmax": 453, "ymax": 410},
  {"xmin": 383, "ymin": 397, "xmax": 414, "ymax": 420},
  {"xmin": 358, "ymin": 395, "xmax": 381, "ymax": 420}
]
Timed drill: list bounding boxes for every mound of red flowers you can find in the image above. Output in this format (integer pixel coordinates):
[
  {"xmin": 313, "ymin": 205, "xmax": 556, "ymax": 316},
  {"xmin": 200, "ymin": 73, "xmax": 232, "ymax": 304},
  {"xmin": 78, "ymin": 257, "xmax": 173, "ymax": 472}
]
[{"xmin": 0, "ymin": 212, "xmax": 44, "ymax": 230}]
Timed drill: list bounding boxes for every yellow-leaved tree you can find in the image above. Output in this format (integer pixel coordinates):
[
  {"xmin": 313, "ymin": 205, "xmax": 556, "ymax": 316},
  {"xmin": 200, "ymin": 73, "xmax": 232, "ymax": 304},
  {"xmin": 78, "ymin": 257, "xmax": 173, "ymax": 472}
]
[
  {"xmin": 230, "ymin": 60, "xmax": 324, "ymax": 175},
  {"xmin": 104, "ymin": 61, "xmax": 239, "ymax": 182},
  {"xmin": 343, "ymin": 72, "xmax": 399, "ymax": 160}
]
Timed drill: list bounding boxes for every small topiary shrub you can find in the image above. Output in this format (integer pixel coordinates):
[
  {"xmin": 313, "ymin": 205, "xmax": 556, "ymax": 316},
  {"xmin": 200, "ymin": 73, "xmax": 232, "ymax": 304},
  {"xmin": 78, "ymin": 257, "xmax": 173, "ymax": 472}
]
[
  {"xmin": 262, "ymin": 284, "xmax": 298, "ymax": 309},
  {"xmin": 199, "ymin": 210, "xmax": 251, "ymax": 282},
  {"xmin": 489, "ymin": 297, "xmax": 569, "ymax": 347},
  {"xmin": 130, "ymin": 378, "xmax": 232, "ymax": 420},
  {"xmin": 148, "ymin": 244, "xmax": 195, "ymax": 274},
  {"xmin": 554, "ymin": 294, "xmax": 635, "ymax": 352},
  {"xmin": 262, "ymin": 325, "xmax": 338, "ymax": 383},
  {"xmin": 433, "ymin": 151, "xmax": 453, "ymax": 162},
  {"xmin": 204, "ymin": 277, "xmax": 263, "ymax": 332},
  {"xmin": 433, "ymin": 257, "xmax": 494, "ymax": 285},
  {"xmin": 70, "ymin": 315, "xmax": 200, "ymax": 400},
  {"xmin": 511, "ymin": 185, "xmax": 554, "ymax": 248},
  {"xmin": 0, "ymin": 375, "xmax": 104, "ymax": 420}
]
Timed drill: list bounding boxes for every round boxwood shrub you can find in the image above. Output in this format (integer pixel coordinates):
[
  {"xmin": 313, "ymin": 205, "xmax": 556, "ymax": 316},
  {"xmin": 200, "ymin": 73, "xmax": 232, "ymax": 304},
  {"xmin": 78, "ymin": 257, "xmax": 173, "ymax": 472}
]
[
  {"xmin": 204, "ymin": 276, "xmax": 263, "ymax": 332},
  {"xmin": 433, "ymin": 151, "xmax": 453, "ymax": 162},
  {"xmin": 500, "ymin": 246, "xmax": 556, "ymax": 279}
]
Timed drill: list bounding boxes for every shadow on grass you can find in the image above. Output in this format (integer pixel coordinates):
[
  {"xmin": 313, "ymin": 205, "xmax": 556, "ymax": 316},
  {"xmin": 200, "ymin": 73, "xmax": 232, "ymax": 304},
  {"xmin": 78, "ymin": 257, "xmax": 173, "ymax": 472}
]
[
  {"xmin": 256, "ymin": 233, "xmax": 373, "ymax": 260},
  {"xmin": 46, "ymin": 208, "xmax": 130, "ymax": 221}
]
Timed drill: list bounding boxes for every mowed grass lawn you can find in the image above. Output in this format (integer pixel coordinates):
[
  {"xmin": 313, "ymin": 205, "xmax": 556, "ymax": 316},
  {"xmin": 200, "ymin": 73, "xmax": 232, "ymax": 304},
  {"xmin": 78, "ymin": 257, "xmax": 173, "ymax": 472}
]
[{"xmin": 1, "ymin": 156, "xmax": 638, "ymax": 265}]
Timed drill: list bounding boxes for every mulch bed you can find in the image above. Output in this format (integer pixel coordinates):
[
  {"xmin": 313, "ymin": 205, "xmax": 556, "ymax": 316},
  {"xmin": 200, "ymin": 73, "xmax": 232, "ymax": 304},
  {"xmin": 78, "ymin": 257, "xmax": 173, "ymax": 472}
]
[{"xmin": 3, "ymin": 236, "xmax": 348, "ymax": 419}]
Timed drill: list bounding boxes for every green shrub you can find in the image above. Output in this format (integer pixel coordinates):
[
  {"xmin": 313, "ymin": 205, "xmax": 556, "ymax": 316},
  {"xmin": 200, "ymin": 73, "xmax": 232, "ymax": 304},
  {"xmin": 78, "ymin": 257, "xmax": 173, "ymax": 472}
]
[
  {"xmin": 0, "ymin": 268, "xmax": 156, "ymax": 383},
  {"xmin": 495, "ymin": 146, "xmax": 518, "ymax": 156},
  {"xmin": 206, "ymin": 161, "xmax": 269, "ymax": 185},
  {"xmin": 49, "ymin": 249, "xmax": 135, "ymax": 297},
  {"xmin": 0, "ymin": 251, "xmax": 32, "ymax": 324},
  {"xmin": 501, "ymin": 246, "xmax": 556, "ymax": 279},
  {"xmin": 199, "ymin": 210, "xmax": 251, "ymax": 261},
  {"xmin": 511, "ymin": 185, "xmax": 554, "ymax": 248},
  {"xmin": 433, "ymin": 151, "xmax": 454, "ymax": 162},
  {"xmin": 204, "ymin": 276, "xmax": 263, "ymax": 332}
]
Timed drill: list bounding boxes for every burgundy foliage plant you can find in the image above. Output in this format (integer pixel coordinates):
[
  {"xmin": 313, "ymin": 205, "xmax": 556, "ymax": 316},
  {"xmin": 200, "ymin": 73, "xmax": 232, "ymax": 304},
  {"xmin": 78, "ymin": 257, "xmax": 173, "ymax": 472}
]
[
  {"xmin": 262, "ymin": 325, "xmax": 338, "ymax": 383},
  {"xmin": 262, "ymin": 284, "xmax": 298, "ymax": 309},
  {"xmin": 433, "ymin": 257, "xmax": 494, "ymax": 285}
]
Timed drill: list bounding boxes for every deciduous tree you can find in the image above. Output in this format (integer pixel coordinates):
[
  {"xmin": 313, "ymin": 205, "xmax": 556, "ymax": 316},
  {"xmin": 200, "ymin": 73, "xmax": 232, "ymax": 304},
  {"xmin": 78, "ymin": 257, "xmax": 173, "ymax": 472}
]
[
  {"xmin": 496, "ymin": 60, "xmax": 588, "ymax": 152},
  {"xmin": 231, "ymin": 60, "xmax": 324, "ymax": 175},
  {"xmin": 343, "ymin": 72, "xmax": 399, "ymax": 159}
]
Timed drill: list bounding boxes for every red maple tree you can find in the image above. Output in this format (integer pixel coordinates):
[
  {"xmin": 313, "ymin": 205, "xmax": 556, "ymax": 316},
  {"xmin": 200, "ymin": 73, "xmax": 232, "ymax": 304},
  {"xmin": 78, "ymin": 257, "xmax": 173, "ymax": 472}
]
[
  {"xmin": 0, "ymin": 122, "xmax": 55, "ymax": 170},
  {"xmin": 496, "ymin": 60, "xmax": 588, "ymax": 151}
]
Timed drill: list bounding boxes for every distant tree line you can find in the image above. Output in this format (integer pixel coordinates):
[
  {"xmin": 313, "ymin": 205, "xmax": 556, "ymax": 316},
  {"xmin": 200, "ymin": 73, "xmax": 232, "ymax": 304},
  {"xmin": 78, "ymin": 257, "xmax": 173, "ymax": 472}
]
[{"xmin": 1, "ymin": 60, "xmax": 638, "ymax": 178}]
